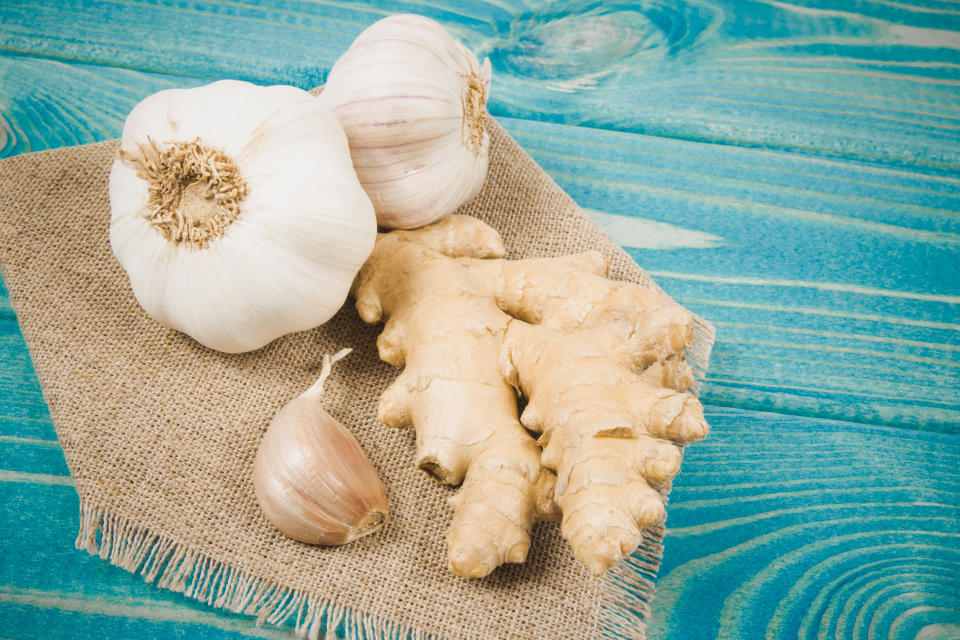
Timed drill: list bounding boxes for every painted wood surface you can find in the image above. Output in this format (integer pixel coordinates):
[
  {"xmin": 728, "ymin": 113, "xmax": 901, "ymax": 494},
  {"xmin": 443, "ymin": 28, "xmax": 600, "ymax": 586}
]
[{"xmin": 0, "ymin": 0, "xmax": 958, "ymax": 638}]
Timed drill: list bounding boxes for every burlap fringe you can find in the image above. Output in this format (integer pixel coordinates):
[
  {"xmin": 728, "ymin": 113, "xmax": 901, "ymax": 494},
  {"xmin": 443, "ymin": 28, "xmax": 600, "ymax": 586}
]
[
  {"xmin": 76, "ymin": 499, "xmax": 444, "ymax": 640},
  {"xmin": 688, "ymin": 316, "xmax": 715, "ymax": 396},
  {"xmin": 76, "ymin": 497, "xmax": 669, "ymax": 639},
  {"xmin": 597, "ymin": 527, "xmax": 664, "ymax": 640}
]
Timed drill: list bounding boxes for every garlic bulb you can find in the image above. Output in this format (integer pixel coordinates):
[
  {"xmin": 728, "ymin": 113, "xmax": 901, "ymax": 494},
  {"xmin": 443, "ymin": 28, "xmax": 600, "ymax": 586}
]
[
  {"xmin": 253, "ymin": 349, "xmax": 388, "ymax": 545},
  {"xmin": 320, "ymin": 14, "xmax": 492, "ymax": 229},
  {"xmin": 109, "ymin": 80, "xmax": 376, "ymax": 353}
]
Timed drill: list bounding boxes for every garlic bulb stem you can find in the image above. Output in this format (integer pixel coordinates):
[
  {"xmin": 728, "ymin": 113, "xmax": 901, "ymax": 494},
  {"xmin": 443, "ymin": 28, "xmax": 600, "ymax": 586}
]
[
  {"xmin": 462, "ymin": 70, "xmax": 488, "ymax": 155},
  {"xmin": 119, "ymin": 136, "xmax": 248, "ymax": 250}
]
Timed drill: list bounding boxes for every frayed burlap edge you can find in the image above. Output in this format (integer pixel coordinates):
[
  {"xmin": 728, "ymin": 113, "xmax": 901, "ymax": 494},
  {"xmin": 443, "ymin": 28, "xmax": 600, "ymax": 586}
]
[
  {"xmin": 76, "ymin": 499, "xmax": 675, "ymax": 639},
  {"xmin": 77, "ymin": 500, "xmax": 445, "ymax": 639}
]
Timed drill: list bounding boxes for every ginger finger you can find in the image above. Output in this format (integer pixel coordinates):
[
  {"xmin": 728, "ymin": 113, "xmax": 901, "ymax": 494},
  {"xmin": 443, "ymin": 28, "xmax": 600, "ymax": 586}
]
[{"xmin": 352, "ymin": 216, "xmax": 543, "ymax": 577}]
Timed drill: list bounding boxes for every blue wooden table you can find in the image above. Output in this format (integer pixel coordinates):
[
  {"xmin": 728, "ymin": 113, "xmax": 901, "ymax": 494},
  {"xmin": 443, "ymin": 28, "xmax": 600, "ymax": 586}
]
[{"xmin": 2, "ymin": 1, "xmax": 959, "ymax": 638}]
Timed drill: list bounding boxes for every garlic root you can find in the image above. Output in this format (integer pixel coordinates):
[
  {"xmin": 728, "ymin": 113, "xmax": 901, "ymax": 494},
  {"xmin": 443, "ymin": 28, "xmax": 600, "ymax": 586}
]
[{"xmin": 253, "ymin": 349, "xmax": 388, "ymax": 545}]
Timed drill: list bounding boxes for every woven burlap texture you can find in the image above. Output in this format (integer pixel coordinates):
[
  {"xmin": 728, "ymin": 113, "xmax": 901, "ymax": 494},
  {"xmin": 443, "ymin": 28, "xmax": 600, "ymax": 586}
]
[{"xmin": 0, "ymin": 118, "xmax": 714, "ymax": 640}]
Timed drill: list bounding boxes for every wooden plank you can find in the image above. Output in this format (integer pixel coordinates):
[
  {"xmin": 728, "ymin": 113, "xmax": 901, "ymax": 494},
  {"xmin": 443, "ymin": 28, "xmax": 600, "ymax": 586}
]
[
  {"xmin": 0, "ymin": 482, "xmax": 293, "ymax": 639},
  {"xmin": 0, "ymin": 437, "xmax": 69, "ymax": 476},
  {"xmin": 2, "ymin": 0, "xmax": 959, "ymax": 169},
  {"xmin": 0, "ymin": 598, "xmax": 289, "ymax": 640},
  {"xmin": 0, "ymin": 57, "xmax": 211, "ymax": 155},
  {"xmin": 649, "ymin": 406, "xmax": 960, "ymax": 640}
]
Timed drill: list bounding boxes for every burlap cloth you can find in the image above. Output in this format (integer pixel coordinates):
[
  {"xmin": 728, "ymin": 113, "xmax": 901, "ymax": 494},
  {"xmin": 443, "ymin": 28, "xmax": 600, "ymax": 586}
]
[{"xmin": 0, "ymin": 117, "xmax": 714, "ymax": 640}]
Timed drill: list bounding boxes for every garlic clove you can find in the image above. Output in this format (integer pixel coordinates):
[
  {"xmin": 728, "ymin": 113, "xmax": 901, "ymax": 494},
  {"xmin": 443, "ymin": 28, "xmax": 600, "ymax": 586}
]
[{"xmin": 253, "ymin": 350, "xmax": 388, "ymax": 545}]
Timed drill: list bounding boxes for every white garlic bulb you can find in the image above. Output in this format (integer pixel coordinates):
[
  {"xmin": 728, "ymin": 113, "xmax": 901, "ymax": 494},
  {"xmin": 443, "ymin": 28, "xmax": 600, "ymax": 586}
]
[
  {"xmin": 320, "ymin": 14, "xmax": 492, "ymax": 229},
  {"xmin": 253, "ymin": 349, "xmax": 388, "ymax": 545},
  {"xmin": 109, "ymin": 80, "xmax": 376, "ymax": 353}
]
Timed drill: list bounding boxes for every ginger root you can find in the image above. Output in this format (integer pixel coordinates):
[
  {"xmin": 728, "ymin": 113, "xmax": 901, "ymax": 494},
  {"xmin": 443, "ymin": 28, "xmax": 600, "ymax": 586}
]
[{"xmin": 352, "ymin": 215, "xmax": 708, "ymax": 577}]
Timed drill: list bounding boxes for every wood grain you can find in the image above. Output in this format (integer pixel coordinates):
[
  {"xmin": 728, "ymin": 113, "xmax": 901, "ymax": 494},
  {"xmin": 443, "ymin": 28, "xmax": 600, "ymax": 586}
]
[{"xmin": 649, "ymin": 407, "xmax": 960, "ymax": 640}]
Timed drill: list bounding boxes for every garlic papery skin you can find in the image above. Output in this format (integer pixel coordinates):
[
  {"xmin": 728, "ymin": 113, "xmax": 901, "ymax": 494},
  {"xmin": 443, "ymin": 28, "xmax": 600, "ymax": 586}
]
[
  {"xmin": 320, "ymin": 14, "xmax": 492, "ymax": 230},
  {"xmin": 109, "ymin": 80, "xmax": 377, "ymax": 353},
  {"xmin": 253, "ymin": 349, "xmax": 388, "ymax": 545}
]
